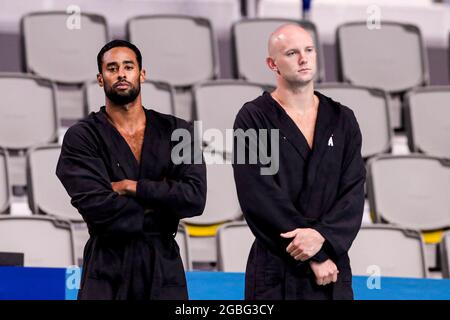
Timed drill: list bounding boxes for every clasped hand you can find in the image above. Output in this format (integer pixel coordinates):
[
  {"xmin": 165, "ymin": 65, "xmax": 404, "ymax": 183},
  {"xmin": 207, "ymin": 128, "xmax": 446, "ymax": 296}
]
[{"xmin": 280, "ymin": 228, "xmax": 338, "ymax": 286}]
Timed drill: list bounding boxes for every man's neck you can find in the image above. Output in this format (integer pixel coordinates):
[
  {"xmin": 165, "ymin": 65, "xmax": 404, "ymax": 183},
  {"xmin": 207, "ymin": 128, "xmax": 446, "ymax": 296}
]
[
  {"xmin": 271, "ymin": 81, "xmax": 316, "ymax": 114},
  {"xmin": 105, "ymin": 96, "xmax": 146, "ymax": 133}
]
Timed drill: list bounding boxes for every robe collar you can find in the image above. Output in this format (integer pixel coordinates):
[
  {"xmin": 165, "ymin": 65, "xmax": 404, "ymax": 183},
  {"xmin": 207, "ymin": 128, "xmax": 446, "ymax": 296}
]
[
  {"xmin": 90, "ymin": 106, "xmax": 151, "ymax": 180},
  {"xmin": 260, "ymin": 90, "xmax": 339, "ymax": 162}
]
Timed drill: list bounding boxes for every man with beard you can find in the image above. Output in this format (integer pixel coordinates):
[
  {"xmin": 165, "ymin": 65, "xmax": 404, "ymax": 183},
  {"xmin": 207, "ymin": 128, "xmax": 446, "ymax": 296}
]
[
  {"xmin": 56, "ymin": 40, "xmax": 206, "ymax": 300},
  {"xmin": 232, "ymin": 24, "xmax": 365, "ymax": 299}
]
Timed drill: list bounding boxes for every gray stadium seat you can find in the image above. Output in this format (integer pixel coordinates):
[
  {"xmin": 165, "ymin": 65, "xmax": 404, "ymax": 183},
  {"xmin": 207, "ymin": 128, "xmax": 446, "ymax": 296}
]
[
  {"xmin": 127, "ymin": 15, "xmax": 217, "ymax": 121},
  {"xmin": 349, "ymin": 225, "xmax": 428, "ymax": 278},
  {"xmin": 336, "ymin": 22, "xmax": 429, "ymax": 129},
  {"xmin": 337, "ymin": 22, "xmax": 428, "ymax": 92},
  {"xmin": 22, "ymin": 12, "xmax": 108, "ymax": 120},
  {"xmin": 232, "ymin": 18, "xmax": 324, "ymax": 86},
  {"xmin": 185, "ymin": 159, "xmax": 241, "ymax": 226},
  {"xmin": 367, "ymin": 155, "xmax": 450, "ymax": 231},
  {"xmin": 0, "ymin": 74, "xmax": 59, "ymax": 149},
  {"xmin": 175, "ymin": 223, "xmax": 192, "ymax": 271},
  {"xmin": 127, "ymin": 15, "xmax": 217, "ymax": 87},
  {"xmin": 257, "ymin": 0, "xmax": 303, "ymax": 19},
  {"xmin": 0, "ymin": 73, "xmax": 59, "ymax": 189},
  {"xmin": 84, "ymin": 80, "xmax": 175, "ymax": 115},
  {"xmin": 216, "ymin": 221, "xmax": 255, "ymax": 272},
  {"xmin": 22, "ymin": 12, "xmax": 108, "ymax": 83},
  {"xmin": 193, "ymin": 80, "xmax": 266, "ymax": 154},
  {"xmin": 441, "ymin": 231, "xmax": 450, "ymax": 278},
  {"xmin": 0, "ymin": 149, "xmax": 10, "ymax": 213},
  {"xmin": 0, "ymin": 216, "xmax": 75, "ymax": 267},
  {"xmin": 405, "ymin": 86, "xmax": 450, "ymax": 159},
  {"xmin": 27, "ymin": 144, "xmax": 89, "ymax": 266},
  {"xmin": 317, "ymin": 84, "xmax": 392, "ymax": 158},
  {"xmin": 183, "ymin": 152, "xmax": 242, "ymax": 264},
  {"xmin": 26, "ymin": 144, "xmax": 81, "ymax": 222}
]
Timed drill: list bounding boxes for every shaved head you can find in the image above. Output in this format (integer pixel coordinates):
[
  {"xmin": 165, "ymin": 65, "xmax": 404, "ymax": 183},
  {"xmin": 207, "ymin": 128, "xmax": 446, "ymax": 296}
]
[
  {"xmin": 268, "ymin": 24, "xmax": 314, "ymax": 58},
  {"xmin": 266, "ymin": 23, "xmax": 317, "ymax": 87}
]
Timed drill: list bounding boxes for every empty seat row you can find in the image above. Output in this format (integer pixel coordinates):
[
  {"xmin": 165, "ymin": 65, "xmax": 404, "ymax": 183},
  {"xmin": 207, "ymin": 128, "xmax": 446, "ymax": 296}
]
[
  {"xmin": 196, "ymin": 154, "xmax": 449, "ymax": 270},
  {"xmin": 215, "ymin": 164, "xmax": 450, "ymax": 276},
  {"xmin": 0, "ymin": 215, "xmax": 191, "ymax": 271},
  {"xmin": 58, "ymin": 79, "xmax": 450, "ymax": 161},
  {"xmin": 3, "ymin": 214, "xmax": 449, "ymax": 279},
  {"xmin": 366, "ymin": 154, "xmax": 450, "ymax": 272},
  {"xmin": 0, "ymin": 146, "xmax": 242, "ymax": 266},
  {"xmin": 12, "ymin": 12, "xmax": 447, "ymax": 128},
  {"xmin": 1, "ymin": 74, "xmax": 448, "ymax": 194},
  {"xmin": 0, "ymin": 80, "xmax": 449, "ymax": 216},
  {"xmin": 19, "ymin": 13, "xmax": 434, "ymax": 88},
  {"xmin": 0, "ymin": 146, "xmax": 242, "ymax": 225},
  {"xmin": 211, "ymin": 221, "xmax": 435, "ymax": 278},
  {"xmin": 1, "ymin": 149, "xmax": 450, "ymax": 275},
  {"xmin": 19, "ymin": 14, "xmax": 323, "ymax": 87},
  {"xmin": 0, "ymin": 215, "xmax": 442, "ymax": 280}
]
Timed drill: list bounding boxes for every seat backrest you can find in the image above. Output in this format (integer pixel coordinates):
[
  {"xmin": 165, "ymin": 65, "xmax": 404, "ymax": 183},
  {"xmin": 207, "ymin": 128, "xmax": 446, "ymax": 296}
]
[
  {"xmin": 216, "ymin": 221, "xmax": 255, "ymax": 272},
  {"xmin": 84, "ymin": 80, "xmax": 175, "ymax": 115},
  {"xmin": 367, "ymin": 155, "xmax": 450, "ymax": 230},
  {"xmin": 175, "ymin": 224, "xmax": 192, "ymax": 271},
  {"xmin": 194, "ymin": 80, "xmax": 265, "ymax": 153},
  {"xmin": 0, "ymin": 149, "xmax": 9, "ymax": 213},
  {"xmin": 405, "ymin": 86, "xmax": 450, "ymax": 159},
  {"xmin": 184, "ymin": 153, "xmax": 241, "ymax": 225},
  {"xmin": 22, "ymin": 12, "xmax": 108, "ymax": 83},
  {"xmin": 349, "ymin": 225, "xmax": 427, "ymax": 278},
  {"xmin": 27, "ymin": 144, "xmax": 82, "ymax": 222},
  {"xmin": 441, "ymin": 231, "xmax": 450, "ymax": 278},
  {"xmin": 257, "ymin": 0, "xmax": 303, "ymax": 19},
  {"xmin": 317, "ymin": 84, "xmax": 392, "ymax": 158},
  {"xmin": 128, "ymin": 15, "xmax": 217, "ymax": 87},
  {"xmin": 337, "ymin": 22, "xmax": 428, "ymax": 92},
  {"xmin": 0, "ymin": 73, "xmax": 58, "ymax": 149},
  {"xmin": 0, "ymin": 216, "xmax": 75, "ymax": 267},
  {"xmin": 232, "ymin": 18, "xmax": 324, "ymax": 85}
]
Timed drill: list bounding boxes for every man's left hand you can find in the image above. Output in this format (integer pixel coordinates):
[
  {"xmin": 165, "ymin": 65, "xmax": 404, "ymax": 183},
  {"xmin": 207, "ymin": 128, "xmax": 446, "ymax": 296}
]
[
  {"xmin": 280, "ymin": 228, "xmax": 325, "ymax": 261},
  {"xmin": 111, "ymin": 180, "xmax": 137, "ymax": 196}
]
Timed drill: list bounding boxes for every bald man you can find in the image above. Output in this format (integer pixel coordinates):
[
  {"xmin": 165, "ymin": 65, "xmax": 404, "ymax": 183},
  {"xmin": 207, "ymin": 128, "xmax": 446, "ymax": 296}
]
[{"xmin": 232, "ymin": 24, "xmax": 365, "ymax": 300}]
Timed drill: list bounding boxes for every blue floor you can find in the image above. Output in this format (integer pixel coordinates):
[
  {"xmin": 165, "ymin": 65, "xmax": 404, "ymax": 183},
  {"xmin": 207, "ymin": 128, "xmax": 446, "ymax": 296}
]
[{"xmin": 1, "ymin": 267, "xmax": 450, "ymax": 300}]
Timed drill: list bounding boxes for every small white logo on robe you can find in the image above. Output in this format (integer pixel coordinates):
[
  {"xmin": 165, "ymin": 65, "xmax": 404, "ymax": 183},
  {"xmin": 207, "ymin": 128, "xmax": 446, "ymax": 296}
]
[{"xmin": 328, "ymin": 134, "xmax": 334, "ymax": 147}]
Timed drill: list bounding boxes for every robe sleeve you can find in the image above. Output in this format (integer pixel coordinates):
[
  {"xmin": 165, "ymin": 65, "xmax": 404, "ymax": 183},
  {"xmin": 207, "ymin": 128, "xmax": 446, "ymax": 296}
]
[
  {"xmin": 314, "ymin": 112, "xmax": 366, "ymax": 258},
  {"xmin": 135, "ymin": 122, "xmax": 207, "ymax": 220},
  {"xmin": 56, "ymin": 124, "xmax": 145, "ymax": 236},
  {"xmin": 232, "ymin": 104, "xmax": 330, "ymax": 265}
]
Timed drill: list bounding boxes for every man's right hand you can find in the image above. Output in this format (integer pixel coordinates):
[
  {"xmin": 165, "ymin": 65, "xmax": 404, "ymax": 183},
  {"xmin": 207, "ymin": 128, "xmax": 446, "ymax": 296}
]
[
  {"xmin": 309, "ymin": 259, "xmax": 339, "ymax": 286},
  {"xmin": 111, "ymin": 180, "xmax": 137, "ymax": 196}
]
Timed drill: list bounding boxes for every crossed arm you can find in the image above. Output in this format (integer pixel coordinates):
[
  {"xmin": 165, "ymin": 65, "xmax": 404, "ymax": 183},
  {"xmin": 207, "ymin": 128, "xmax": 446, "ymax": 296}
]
[{"xmin": 56, "ymin": 124, "xmax": 206, "ymax": 237}]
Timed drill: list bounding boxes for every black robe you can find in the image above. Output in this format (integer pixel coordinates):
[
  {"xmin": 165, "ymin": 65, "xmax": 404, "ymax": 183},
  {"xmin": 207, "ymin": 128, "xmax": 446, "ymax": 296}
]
[
  {"xmin": 56, "ymin": 106, "xmax": 206, "ymax": 300},
  {"xmin": 232, "ymin": 91, "xmax": 366, "ymax": 300}
]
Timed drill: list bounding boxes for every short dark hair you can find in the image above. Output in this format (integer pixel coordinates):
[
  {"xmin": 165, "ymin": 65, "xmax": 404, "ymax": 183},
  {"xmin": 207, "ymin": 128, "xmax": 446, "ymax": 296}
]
[{"xmin": 97, "ymin": 39, "xmax": 142, "ymax": 73}]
